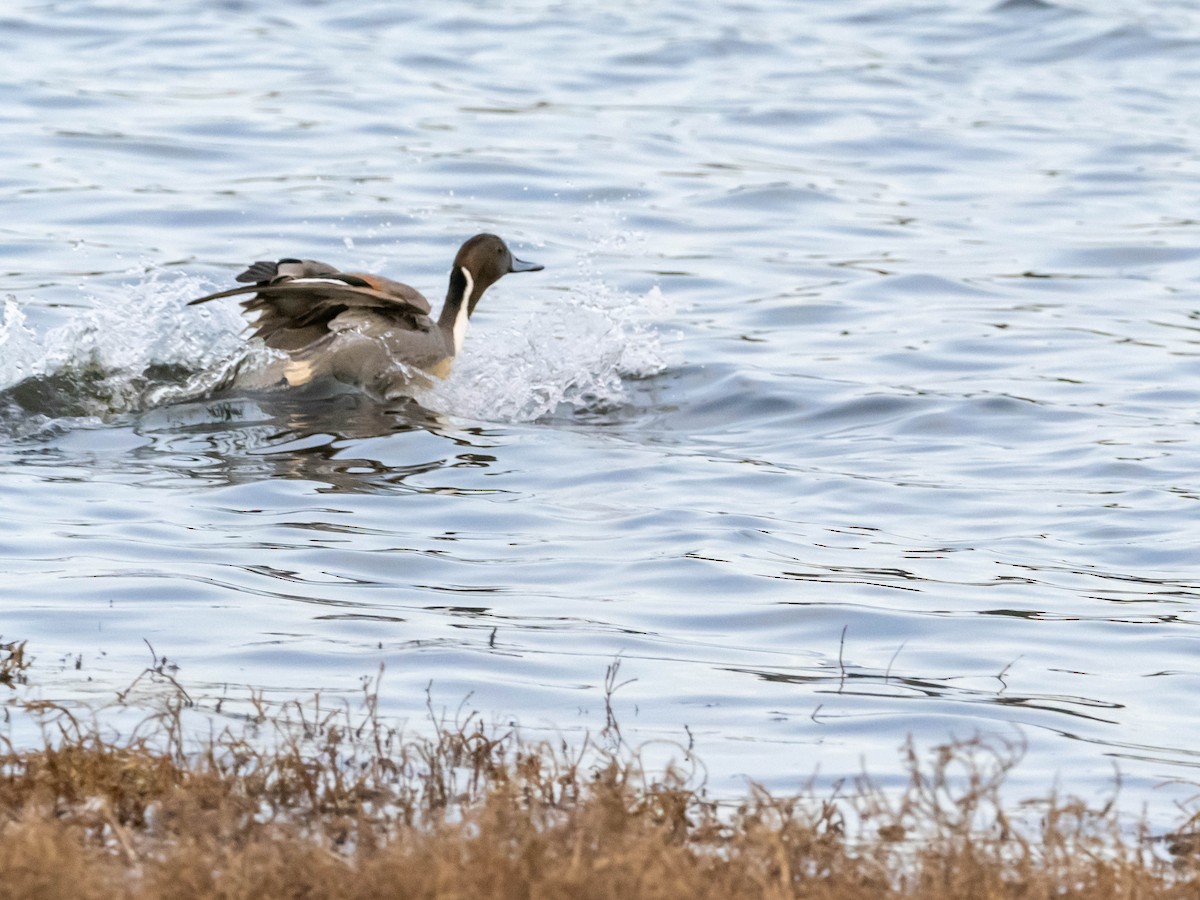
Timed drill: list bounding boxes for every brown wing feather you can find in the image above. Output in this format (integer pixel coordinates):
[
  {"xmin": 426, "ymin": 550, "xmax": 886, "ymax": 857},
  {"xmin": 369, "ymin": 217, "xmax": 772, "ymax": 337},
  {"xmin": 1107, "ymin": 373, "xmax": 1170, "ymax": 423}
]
[
  {"xmin": 246, "ymin": 282, "xmax": 433, "ymax": 351},
  {"xmin": 236, "ymin": 258, "xmax": 340, "ymax": 283},
  {"xmin": 345, "ymin": 273, "xmax": 431, "ymax": 312},
  {"xmin": 189, "ymin": 263, "xmax": 434, "ymax": 351},
  {"xmin": 188, "ymin": 283, "xmax": 263, "ymax": 306},
  {"xmin": 190, "ymin": 273, "xmax": 431, "ymax": 314}
]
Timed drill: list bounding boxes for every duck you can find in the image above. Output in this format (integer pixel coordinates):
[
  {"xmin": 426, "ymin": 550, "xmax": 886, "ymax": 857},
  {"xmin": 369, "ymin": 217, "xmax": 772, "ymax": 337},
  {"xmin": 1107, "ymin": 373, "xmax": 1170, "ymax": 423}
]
[{"xmin": 189, "ymin": 233, "xmax": 543, "ymax": 395}]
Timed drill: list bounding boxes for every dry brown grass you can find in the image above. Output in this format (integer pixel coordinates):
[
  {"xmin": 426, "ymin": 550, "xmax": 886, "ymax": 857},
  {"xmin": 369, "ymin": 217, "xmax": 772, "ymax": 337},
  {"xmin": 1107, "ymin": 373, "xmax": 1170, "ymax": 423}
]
[
  {"xmin": 2, "ymin": 659, "xmax": 1199, "ymax": 899},
  {"xmin": 0, "ymin": 638, "xmax": 31, "ymax": 689}
]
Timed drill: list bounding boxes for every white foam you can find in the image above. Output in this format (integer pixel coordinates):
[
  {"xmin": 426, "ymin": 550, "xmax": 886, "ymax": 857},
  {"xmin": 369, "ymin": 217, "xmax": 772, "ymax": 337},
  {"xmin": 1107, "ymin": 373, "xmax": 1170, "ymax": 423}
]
[
  {"xmin": 413, "ymin": 279, "xmax": 671, "ymax": 423},
  {"xmin": 0, "ymin": 297, "xmax": 40, "ymax": 386},
  {"xmin": 1, "ymin": 268, "xmax": 249, "ymax": 421}
]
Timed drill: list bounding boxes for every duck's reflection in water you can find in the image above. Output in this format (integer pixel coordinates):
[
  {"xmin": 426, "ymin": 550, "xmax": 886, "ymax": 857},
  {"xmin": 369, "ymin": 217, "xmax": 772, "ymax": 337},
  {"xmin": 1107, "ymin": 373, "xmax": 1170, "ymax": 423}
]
[{"xmin": 135, "ymin": 383, "xmax": 501, "ymax": 495}]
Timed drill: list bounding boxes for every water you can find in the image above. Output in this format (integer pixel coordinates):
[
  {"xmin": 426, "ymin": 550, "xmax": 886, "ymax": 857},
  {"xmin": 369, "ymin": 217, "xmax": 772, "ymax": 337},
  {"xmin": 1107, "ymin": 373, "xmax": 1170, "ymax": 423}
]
[{"xmin": 3, "ymin": 0, "xmax": 1200, "ymax": 821}]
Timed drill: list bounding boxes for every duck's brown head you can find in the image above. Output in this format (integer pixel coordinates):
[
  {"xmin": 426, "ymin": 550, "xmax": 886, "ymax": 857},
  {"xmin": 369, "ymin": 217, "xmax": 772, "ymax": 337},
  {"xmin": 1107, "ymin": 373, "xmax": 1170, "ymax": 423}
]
[{"xmin": 452, "ymin": 233, "xmax": 543, "ymax": 316}]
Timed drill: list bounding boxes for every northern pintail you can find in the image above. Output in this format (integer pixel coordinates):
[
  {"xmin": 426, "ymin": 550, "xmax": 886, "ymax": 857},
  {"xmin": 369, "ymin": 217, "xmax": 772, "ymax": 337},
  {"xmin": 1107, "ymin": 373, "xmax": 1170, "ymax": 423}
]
[{"xmin": 189, "ymin": 233, "xmax": 543, "ymax": 394}]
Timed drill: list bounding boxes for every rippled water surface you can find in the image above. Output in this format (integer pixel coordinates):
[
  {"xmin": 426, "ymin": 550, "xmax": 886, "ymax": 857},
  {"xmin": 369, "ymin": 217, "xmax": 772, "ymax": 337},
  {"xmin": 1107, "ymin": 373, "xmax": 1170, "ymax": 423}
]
[{"xmin": 3, "ymin": 0, "xmax": 1200, "ymax": 816}]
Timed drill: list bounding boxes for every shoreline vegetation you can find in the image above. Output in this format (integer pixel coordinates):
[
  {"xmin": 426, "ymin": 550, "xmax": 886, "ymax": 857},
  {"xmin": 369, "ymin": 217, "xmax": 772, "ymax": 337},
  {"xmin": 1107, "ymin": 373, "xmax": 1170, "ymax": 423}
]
[{"xmin": 3, "ymin": 642, "xmax": 1199, "ymax": 898}]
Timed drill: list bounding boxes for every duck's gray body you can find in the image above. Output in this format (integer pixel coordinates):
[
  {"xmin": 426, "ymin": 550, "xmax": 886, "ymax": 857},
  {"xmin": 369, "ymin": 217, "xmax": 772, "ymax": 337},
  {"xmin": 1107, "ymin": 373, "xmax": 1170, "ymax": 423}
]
[{"xmin": 189, "ymin": 233, "xmax": 542, "ymax": 395}]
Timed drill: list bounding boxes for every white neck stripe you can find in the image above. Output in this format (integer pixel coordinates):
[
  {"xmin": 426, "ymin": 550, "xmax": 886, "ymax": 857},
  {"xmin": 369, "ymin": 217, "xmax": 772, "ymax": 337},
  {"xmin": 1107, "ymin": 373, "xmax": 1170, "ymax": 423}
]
[{"xmin": 452, "ymin": 266, "xmax": 474, "ymax": 355}]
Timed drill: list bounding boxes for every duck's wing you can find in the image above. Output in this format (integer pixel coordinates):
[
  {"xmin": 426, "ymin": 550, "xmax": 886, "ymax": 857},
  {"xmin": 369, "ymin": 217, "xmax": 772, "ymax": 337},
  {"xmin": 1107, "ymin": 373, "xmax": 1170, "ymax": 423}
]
[
  {"xmin": 237, "ymin": 258, "xmax": 341, "ymax": 283},
  {"xmin": 188, "ymin": 258, "xmax": 343, "ymax": 305},
  {"xmin": 189, "ymin": 260, "xmax": 434, "ymax": 351}
]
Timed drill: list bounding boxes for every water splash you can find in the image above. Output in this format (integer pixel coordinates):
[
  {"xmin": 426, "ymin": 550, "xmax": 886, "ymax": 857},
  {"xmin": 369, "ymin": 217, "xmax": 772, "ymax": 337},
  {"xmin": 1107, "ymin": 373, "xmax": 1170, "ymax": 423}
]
[
  {"xmin": 0, "ymin": 271, "xmax": 248, "ymax": 433},
  {"xmin": 414, "ymin": 279, "xmax": 671, "ymax": 423},
  {"xmin": 0, "ymin": 299, "xmax": 41, "ymax": 393}
]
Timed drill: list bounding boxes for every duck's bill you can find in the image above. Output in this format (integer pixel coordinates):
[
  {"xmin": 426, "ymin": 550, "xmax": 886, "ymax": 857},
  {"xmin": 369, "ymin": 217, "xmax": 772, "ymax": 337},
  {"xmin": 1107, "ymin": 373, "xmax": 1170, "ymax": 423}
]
[{"xmin": 509, "ymin": 256, "xmax": 544, "ymax": 273}]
